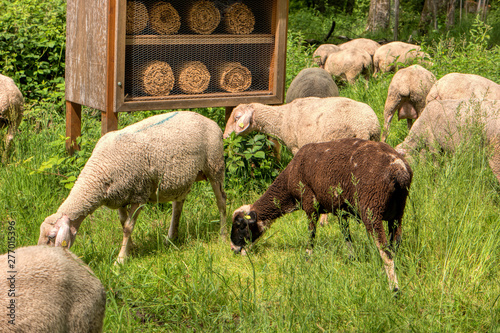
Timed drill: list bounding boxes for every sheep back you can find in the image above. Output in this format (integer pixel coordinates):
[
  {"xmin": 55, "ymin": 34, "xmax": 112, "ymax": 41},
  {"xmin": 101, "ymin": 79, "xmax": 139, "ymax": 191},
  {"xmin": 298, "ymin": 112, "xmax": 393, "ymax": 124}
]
[
  {"xmin": 0, "ymin": 246, "xmax": 105, "ymax": 332},
  {"xmin": 285, "ymin": 68, "xmax": 339, "ymax": 104},
  {"xmin": 284, "ymin": 97, "xmax": 381, "ymax": 152},
  {"xmin": 60, "ymin": 111, "xmax": 225, "ymax": 217},
  {"xmin": 338, "ymin": 38, "xmax": 381, "ymax": 57},
  {"xmin": 0, "ymin": 74, "xmax": 23, "ymax": 125},
  {"xmin": 324, "ymin": 48, "xmax": 372, "ymax": 84},
  {"xmin": 373, "ymin": 42, "xmax": 430, "ymax": 74},
  {"xmin": 426, "ymin": 73, "xmax": 500, "ymax": 103},
  {"xmin": 313, "ymin": 44, "xmax": 341, "ymax": 68}
]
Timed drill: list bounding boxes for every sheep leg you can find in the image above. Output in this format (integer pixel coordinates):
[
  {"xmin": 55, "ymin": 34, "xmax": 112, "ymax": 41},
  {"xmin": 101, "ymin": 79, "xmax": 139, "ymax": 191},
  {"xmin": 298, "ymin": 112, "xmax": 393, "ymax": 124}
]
[
  {"xmin": 1, "ymin": 124, "xmax": 15, "ymax": 164},
  {"xmin": 167, "ymin": 200, "xmax": 185, "ymax": 240},
  {"xmin": 118, "ymin": 207, "xmax": 135, "ymax": 248},
  {"xmin": 116, "ymin": 203, "xmax": 142, "ymax": 264},
  {"xmin": 388, "ymin": 219, "xmax": 402, "ymax": 252},
  {"xmin": 305, "ymin": 214, "xmax": 319, "ymax": 256},
  {"xmin": 319, "ymin": 214, "xmax": 329, "ymax": 226},
  {"xmin": 374, "ymin": 238, "xmax": 399, "ymax": 292},
  {"xmin": 209, "ymin": 179, "xmax": 227, "ymax": 239}
]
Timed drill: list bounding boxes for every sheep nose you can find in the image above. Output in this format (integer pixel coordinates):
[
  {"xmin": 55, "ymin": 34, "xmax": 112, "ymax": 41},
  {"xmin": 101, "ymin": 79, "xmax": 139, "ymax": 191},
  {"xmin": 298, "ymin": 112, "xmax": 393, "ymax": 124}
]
[{"xmin": 230, "ymin": 242, "xmax": 242, "ymax": 254}]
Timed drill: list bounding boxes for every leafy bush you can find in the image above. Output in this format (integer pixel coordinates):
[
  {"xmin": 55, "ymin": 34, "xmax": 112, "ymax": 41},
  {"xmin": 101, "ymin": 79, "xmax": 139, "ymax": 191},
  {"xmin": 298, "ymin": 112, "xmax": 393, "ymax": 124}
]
[{"xmin": 0, "ymin": 0, "xmax": 66, "ymax": 110}]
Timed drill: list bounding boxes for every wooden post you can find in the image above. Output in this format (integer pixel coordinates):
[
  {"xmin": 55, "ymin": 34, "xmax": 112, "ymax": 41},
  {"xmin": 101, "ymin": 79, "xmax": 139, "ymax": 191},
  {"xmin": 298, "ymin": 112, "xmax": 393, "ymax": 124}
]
[
  {"xmin": 65, "ymin": 101, "xmax": 81, "ymax": 155},
  {"xmin": 225, "ymin": 106, "xmax": 234, "ymax": 122},
  {"xmin": 103, "ymin": 0, "xmax": 119, "ymax": 136}
]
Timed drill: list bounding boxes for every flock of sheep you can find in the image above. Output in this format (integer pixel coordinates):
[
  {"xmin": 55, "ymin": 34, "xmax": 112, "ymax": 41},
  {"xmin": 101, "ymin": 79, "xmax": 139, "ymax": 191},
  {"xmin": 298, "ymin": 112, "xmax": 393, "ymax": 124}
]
[{"xmin": 1, "ymin": 37, "xmax": 499, "ymax": 332}]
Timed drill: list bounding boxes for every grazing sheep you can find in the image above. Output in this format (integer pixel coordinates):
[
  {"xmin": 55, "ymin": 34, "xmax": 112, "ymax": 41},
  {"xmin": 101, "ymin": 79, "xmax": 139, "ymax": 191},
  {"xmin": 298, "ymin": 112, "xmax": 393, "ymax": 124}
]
[
  {"xmin": 0, "ymin": 74, "xmax": 24, "ymax": 164},
  {"xmin": 382, "ymin": 65, "xmax": 436, "ymax": 141},
  {"xmin": 324, "ymin": 48, "xmax": 373, "ymax": 84},
  {"xmin": 338, "ymin": 38, "xmax": 381, "ymax": 58},
  {"xmin": 373, "ymin": 41, "xmax": 430, "ymax": 74},
  {"xmin": 396, "ymin": 99, "xmax": 500, "ymax": 183},
  {"xmin": 230, "ymin": 138, "xmax": 413, "ymax": 291},
  {"xmin": 0, "ymin": 245, "xmax": 106, "ymax": 332},
  {"xmin": 426, "ymin": 73, "xmax": 500, "ymax": 103},
  {"xmin": 313, "ymin": 44, "xmax": 341, "ymax": 68},
  {"xmin": 223, "ymin": 97, "xmax": 381, "ymax": 154},
  {"xmin": 38, "ymin": 111, "xmax": 227, "ymax": 263},
  {"xmin": 285, "ymin": 68, "xmax": 339, "ymax": 104}
]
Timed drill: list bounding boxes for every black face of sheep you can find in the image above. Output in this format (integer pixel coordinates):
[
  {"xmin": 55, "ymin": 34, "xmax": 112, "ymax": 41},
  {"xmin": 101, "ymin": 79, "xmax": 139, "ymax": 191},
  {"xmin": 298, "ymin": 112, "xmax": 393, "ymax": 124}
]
[{"xmin": 230, "ymin": 211, "xmax": 262, "ymax": 253}]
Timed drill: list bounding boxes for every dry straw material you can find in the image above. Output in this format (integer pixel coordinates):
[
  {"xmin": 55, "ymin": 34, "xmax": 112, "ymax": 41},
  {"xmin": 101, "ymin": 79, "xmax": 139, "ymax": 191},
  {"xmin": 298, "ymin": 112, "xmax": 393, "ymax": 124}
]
[
  {"xmin": 186, "ymin": 1, "xmax": 221, "ymax": 35},
  {"xmin": 216, "ymin": 62, "xmax": 252, "ymax": 92},
  {"xmin": 126, "ymin": 1, "xmax": 149, "ymax": 35},
  {"xmin": 177, "ymin": 61, "xmax": 211, "ymax": 94},
  {"xmin": 149, "ymin": 1, "xmax": 181, "ymax": 35},
  {"xmin": 223, "ymin": 3, "xmax": 255, "ymax": 34},
  {"xmin": 141, "ymin": 60, "xmax": 175, "ymax": 96}
]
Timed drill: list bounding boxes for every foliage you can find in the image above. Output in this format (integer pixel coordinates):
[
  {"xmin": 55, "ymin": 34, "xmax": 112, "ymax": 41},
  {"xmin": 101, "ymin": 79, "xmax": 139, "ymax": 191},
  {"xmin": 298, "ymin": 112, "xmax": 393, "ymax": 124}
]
[{"xmin": 0, "ymin": 0, "xmax": 66, "ymax": 111}]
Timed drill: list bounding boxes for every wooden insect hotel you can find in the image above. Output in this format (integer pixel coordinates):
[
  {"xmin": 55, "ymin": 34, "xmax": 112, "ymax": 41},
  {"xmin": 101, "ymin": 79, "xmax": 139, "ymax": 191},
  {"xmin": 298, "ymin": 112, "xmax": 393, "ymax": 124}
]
[{"xmin": 65, "ymin": 0, "xmax": 289, "ymax": 153}]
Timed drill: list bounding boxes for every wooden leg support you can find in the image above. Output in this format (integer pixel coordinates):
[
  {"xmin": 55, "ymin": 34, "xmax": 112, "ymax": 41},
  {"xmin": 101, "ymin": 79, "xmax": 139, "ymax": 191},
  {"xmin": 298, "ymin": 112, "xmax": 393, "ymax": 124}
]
[{"xmin": 66, "ymin": 101, "xmax": 81, "ymax": 155}]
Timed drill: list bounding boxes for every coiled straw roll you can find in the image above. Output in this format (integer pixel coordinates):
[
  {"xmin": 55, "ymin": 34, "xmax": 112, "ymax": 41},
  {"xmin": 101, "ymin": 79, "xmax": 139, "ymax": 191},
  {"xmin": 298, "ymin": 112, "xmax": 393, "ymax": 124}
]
[
  {"xmin": 141, "ymin": 60, "xmax": 175, "ymax": 96},
  {"xmin": 177, "ymin": 61, "xmax": 210, "ymax": 94},
  {"xmin": 149, "ymin": 1, "xmax": 181, "ymax": 35},
  {"xmin": 186, "ymin": 1, "xmax": 221, "ymax": 35},
  {"xmin": 223, "ymin": 3, "xmax": 255, "ymax": 34},
  {"xmin": 126, "ymin": 1, "xmax": 149, "ymax": 35},
  {"xmin": 216, "ymin": 62, "xmax": 252, "ymax": 93}
]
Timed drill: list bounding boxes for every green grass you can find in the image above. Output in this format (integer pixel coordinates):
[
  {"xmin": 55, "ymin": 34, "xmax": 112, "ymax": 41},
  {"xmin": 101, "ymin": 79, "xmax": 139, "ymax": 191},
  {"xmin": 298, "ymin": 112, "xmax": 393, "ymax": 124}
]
[{"xmin": 1, "ymin": 13, "xmax": 500, "ymax": 333}]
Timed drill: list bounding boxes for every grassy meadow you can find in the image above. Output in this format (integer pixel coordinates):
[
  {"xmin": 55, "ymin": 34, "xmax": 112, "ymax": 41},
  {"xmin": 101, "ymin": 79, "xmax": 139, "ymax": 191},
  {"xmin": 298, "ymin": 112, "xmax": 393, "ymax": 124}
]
[{"xmin": 1, "ymin": 2, "xmax": 500, "ymax": 332}]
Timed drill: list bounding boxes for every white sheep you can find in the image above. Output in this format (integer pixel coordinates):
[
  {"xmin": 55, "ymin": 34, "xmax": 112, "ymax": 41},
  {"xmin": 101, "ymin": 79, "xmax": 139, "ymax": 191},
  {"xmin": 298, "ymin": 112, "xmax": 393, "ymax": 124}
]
[
  {"xmin": 38, "ymin": 111, "xmax": 227, "ymax": 263},
  {"xmin": 396, "ymin": 99, "xmax": 500, "ymax": 183},
  {"xmin": 426, "ymin": 73, "xmax": 500, "ymax": 103},
  {"xmin": 0, "ymin": 74, "xmax": 24, "ymax": 164},
  {"xmin": 382, "ymin": 65, "xmax": 436, "ymax": 141},
  {"xmin": 324, "ymin": 48, "xmax": 373, "ymax": 84},
  {"xmin": 0, "ymin": 245, "xmax": 106, "ymax": 332},
  {"xmin": 338, "ymin": 38, "xmax": 381, "ymax": 58},
  {"xmin": 223, "ymin": 97, "xmax": 381, "ymax": 155},
  {"xmin": 312, "ymin": 44, "xmax": 341, "ymax": 68},
  {"xmin": 373, "ymin": 41, "xmax": 431, "ymax": 74},
  {"xmin": 285, "ymin": 67, "xmax": 339, "ymax": 104}
]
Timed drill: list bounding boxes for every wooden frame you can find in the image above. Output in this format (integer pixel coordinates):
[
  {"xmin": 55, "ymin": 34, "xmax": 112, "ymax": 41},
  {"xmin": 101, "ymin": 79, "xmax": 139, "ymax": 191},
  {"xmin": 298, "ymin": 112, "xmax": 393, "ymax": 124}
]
[{"xmin": 65, "ymin": 0, "xmax": 289, "ymax": 152}]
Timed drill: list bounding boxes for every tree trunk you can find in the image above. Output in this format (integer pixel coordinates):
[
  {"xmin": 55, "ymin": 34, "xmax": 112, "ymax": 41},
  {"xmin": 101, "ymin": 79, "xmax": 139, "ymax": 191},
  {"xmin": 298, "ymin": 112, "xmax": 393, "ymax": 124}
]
[
  {"xmin": 394, "ymin": 0, "xmax": 400, "ymax": 41},
  {"xmin": 366, "ymin": 0, "xmax": 391, "ymax": 32},
  {"xmin": 446, "ymin": 0, "xmax": 457, "ymax": 28}
]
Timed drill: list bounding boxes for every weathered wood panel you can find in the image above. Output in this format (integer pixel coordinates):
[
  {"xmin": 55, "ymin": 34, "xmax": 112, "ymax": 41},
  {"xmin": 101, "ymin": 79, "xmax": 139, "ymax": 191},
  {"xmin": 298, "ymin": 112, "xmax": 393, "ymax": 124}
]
[{"xmin": 66, "ymin": 0, "xmax": 108, "ymax": 110}]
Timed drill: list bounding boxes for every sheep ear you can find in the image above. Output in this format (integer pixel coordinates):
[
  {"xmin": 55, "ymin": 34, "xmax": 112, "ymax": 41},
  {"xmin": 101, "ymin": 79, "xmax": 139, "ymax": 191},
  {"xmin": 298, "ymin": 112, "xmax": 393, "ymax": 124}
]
[
  {"xmin": 54, "ymin": 215, "xmax": 74, "ymax": 248},
  {"xmin": 235, "ymin": 108, "xmax": 253, "ymax": 135}
]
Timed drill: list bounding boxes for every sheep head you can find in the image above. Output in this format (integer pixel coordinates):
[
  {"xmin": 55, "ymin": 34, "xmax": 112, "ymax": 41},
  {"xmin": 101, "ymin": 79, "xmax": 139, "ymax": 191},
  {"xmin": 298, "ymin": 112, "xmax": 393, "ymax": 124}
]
[
  {"xmin": 230, "ymin": 205, "xmax": 264, "ymax": 254},
  {"xmin": 38, "ymin": 213, "xmax": 77, "ymax": 248},
  {"xmin": 223, "ymin": 104, "xmax": 254, "ymax": 139}
]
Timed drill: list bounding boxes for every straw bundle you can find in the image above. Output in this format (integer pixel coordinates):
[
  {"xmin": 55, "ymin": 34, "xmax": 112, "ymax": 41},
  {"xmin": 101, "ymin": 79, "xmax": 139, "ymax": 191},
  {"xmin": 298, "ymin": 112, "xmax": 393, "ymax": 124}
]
[
  {"xmin": 126, "ymin": 1, "xmax": 149, "ymax": 35},
  {"xmin": 223, "ymin": 3, "xmax": 255, "ymax": 35},
  {"xmin": 177, "ymin": 61, "xmax": 210, "ymax": 94},
  {"xmin": 216, "ymin": 62, "xmax": 251, "ymax": 92},
  {"xmin": 141, "ymin": 60, "xmax": 175, "ymax": 96},
  {"xmin": 149, "ymin": 1, "xmax": 181, "ymax": 35},
  {"xmin": 186, "ymin": 1, "xmax": 221, "ymax": 35}
]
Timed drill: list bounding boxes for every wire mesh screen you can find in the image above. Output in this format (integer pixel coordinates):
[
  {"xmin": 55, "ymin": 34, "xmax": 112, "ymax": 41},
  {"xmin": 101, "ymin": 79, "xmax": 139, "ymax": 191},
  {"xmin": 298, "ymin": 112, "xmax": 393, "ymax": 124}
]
[{"xmin": 124, "ymin": 0, "xmax": 276, "ymax": 100}]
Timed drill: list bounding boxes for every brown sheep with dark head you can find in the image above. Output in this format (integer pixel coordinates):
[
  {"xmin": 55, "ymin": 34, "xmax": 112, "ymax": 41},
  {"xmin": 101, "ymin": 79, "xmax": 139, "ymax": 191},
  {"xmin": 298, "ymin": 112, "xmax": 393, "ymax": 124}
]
[{"xmin": 230, "ymin": 138, "xmax": 413, "ymax": 292}]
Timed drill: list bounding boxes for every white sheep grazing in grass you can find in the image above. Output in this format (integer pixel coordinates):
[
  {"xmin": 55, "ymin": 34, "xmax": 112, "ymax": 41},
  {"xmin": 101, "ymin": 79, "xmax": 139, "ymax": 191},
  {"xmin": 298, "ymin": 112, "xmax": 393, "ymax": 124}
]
[
  {"xmin": 324, "ymin": 48, "xmax": 373, "ymax": 84},
  {"xmin": 338, "ymin": 38, "xmax": 381, "ymax": 58},
  {"xmin": 223, "ymin": 97, "xmax": 381, "ymax": 154},
  {"xmin": 312, "ymin": 44, "xmax": 341, "ymax": 68},
  {"xmin": 0, "ymin": 74, "xmax": 24, "ymax": 164},
  {"xmin": 382, "ymin": 65, "xmax": 436, "ymax": 141},
  {"xmin": 373, "ymin": 41, "xmax": 431, "ymax": 74},
  {"xmin": 396, "ymin": 99, "xmax": 500, "ymax": 183},
  {"xmin": 0, "ymin": 245, "xmax": 106, "ymax": 332},
  {"xmin": 38, "ymin": 111, "xmax": 227, "ymax": 263}
]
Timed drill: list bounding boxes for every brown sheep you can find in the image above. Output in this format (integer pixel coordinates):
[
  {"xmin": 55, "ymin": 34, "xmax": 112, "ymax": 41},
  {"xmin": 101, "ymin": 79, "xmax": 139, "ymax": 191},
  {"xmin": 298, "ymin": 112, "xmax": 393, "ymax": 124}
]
[
  {"xmin": 373, "ymin": 41, "xmax": 431, "ymax": 74},
  {"xmin": 396, "ymin": 99, "xmax": 500, "ymax": 183},
  {"xmin": 324, "ymin": 48, "xmax": 373, "ymax": 84},
  {"xmin": 230, "ymin": 138, "xmax": 413, "ymax": 291},
  {"xmin": 0, "ymin": 246, "xmax": 106, "ymax": 332},
  {"xmin": 0, "ymin": 74, "xmax": 24, "ymax": 164},
  {"xmin": 382, "ymin": 65, "xmax": 437, "ymax": 141},
  {"xmin": 426, "ymin": 73, "xmax": 500, "ymax": 103}
]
